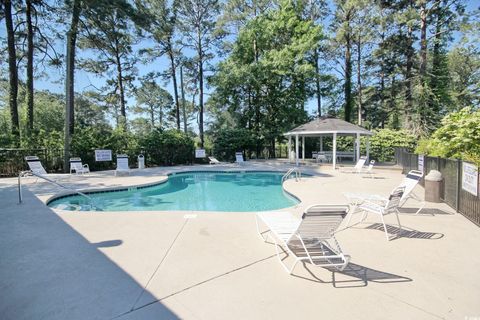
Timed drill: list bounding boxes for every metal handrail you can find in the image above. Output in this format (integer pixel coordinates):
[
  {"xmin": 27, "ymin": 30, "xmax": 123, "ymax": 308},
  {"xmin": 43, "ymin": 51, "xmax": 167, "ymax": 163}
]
[
  {"xmin": 18, "ymin": 171, "xmax": 97, "ymax": 209},
  {"xmin": 282, "ymin": 167, "xmax": 301, "ymax": 183}
]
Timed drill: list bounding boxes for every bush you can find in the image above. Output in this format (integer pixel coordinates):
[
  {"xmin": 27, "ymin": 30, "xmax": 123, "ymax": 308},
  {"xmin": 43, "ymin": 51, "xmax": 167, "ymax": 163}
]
[
  {"xmin": 71, "ymin": 126, "xmax": 140, "ymax": 170},
  {"xmin": 141, "ymin": 129, "xmax": 195, "ymax": 166},
  {"xmin": 415, "ymin": 107, "xmax": 480, "ymax": 165},
  {"xmin": 368, "ymin": 129, "xmax": 417, "ymax": 162},
  {"xmin": 212, "ymin": 128, "xmax": 255, "ymax": 161}
]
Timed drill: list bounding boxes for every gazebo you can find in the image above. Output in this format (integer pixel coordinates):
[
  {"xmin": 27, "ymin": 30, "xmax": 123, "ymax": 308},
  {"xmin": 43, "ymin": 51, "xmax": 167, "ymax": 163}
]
[{"xmin": 284, "ymin": 116, "xmax": 373, "ymax": 169}]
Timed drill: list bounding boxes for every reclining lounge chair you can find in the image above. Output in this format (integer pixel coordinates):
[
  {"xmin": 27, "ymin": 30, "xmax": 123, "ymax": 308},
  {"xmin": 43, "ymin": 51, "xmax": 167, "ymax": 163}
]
[
  {"xmin": 255, "ymin": 205, "xmax": 351, "ymax": 274},
  {"xmin": 69, "ymin": 157, "xmax": 90, "ymax": 175}
]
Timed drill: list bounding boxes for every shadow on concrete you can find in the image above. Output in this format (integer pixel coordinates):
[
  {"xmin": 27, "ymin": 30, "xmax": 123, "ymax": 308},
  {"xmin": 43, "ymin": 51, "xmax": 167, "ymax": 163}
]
[
  {"xmin": 365, "ymin": 223, "xmax": 444, "ymax": 240},
  {"xmin": 0, "ymin": 185, "xmax": 178, "ymax": 320},
  {"xmin": 398, "ymin": 207, "xmax": 453, "ymax": 215},
  {"xmin": 92, "ymin": 239, "xmax": 123, "ymax": 248},
  {"xmin": 295, "ymin": 262, "xmax": 412, "ymax": 288},
  {"xmin": 263, "ymin": 237, "xmax": 412, "ymax": 288}
]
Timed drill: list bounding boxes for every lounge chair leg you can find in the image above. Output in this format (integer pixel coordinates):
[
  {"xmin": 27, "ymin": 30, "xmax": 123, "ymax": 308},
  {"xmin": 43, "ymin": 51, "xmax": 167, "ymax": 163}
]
[
  {"xmin": 380, "ymin": 214, "xmax": 390, "ymax": 241},
  {"xmin": 395, "ymin": 212, "xmax": 402, "ymax": 238},
  {"xmin": 415, "ymin": 202, "xmax": 426, "ymax": 215}
]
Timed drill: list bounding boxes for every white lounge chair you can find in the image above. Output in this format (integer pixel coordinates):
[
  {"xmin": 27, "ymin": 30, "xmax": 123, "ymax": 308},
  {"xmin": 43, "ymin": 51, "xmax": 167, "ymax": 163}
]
[
  {"xmin": 235, "ymin": 152, "xmax": 245, "ymax": 164},
  {"xmin": 349, "ymin": 186, "xmax": 405, "ymax": 241},
  {"xmin": 341, "ymin": 156, "xmax": 367, "ymax": 173},
  {"xmin": 69, "ymin": 157, "xmax": 90, "ymax": 174},
  {"xmin": 25, "ymin": 156, "xmax": 47, "ymax": 175},
  {"xmin": 255, "ymin": 205, "xmax": 351, "ymax": 274},
  {"xmin": 344, "ymin": 169, "xmax": 425, "ymax": 214},
  {"xmin": 361, "ymin": 160, "xmax": 375, "ymax": 176},
  {"xmin": 115, "ymin": 154, "xmax": 130, "ymax": 176},
  {"xmin": 209, "ymin": 156, "xmax": 221, "ymax": 165}
]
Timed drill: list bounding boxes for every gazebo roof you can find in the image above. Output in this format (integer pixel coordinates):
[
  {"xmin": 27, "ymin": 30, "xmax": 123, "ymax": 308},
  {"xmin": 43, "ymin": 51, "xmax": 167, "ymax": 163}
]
[{"xmin": 285, "ymin": 116, "xmax": 373, "ymax": 136}]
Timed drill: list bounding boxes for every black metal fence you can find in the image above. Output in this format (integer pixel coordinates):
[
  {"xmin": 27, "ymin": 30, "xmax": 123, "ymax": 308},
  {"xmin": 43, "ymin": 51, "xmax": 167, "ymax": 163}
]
[{"xmin": 395, "ymin": 148, "xmax": 480, "ymax": 227}]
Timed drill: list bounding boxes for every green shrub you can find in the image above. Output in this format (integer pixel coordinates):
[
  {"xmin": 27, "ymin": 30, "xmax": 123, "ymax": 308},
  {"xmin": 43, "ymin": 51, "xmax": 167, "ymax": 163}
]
[
  {"xmin": 368, "ymin": 129, "xmax": 417, "ymax": 162},
  {"xmin": 140, "ymin": 129, "xmax": 195, "ymax": 166},
  {"xmin": 415, "ymin": 107, "xmax": 480, "ymax": 165},
  {"xmin": 212, "ymin": 128, "xmax": 256, "ymax": 161}
]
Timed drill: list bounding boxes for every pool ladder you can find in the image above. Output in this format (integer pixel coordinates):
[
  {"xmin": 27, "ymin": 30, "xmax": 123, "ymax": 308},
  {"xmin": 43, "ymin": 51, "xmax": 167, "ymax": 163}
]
[
  {"xmin": 18, "ymin": 170, "xmax": 98, "ymax": 209},
  {"xmin": 282, "ymin": 167, "xmax": 301, "ymax": 183}
]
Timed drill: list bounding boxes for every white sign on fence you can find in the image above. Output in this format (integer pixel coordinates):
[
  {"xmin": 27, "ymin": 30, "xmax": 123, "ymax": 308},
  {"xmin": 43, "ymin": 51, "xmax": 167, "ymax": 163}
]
[
  {"xmin": 462, "ymin": 162, "xmax": 478, "ymax": 196},
  {"xmin": 195, "ymin": 149, "xmax": 206, "ymax": 158},
  {"xmin": 95, "ymin": 149, "xmax": 112, "ymax": 162},
  {"xmin": 418, "ymin": 154, "xmax": 424, "ymax": 172}
]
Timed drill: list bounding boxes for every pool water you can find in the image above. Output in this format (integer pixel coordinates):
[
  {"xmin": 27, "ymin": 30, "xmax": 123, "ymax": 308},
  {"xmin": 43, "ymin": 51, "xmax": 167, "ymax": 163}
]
[{"xmin": 48, "ymin": 171, "xmax": 300, "ymax": 212}]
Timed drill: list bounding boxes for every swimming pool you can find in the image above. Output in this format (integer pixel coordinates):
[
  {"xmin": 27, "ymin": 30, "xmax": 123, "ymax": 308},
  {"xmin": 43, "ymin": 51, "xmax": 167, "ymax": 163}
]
[{"xmin": 48, "ymin": 171, "xmax": 300, "ymax": 212}]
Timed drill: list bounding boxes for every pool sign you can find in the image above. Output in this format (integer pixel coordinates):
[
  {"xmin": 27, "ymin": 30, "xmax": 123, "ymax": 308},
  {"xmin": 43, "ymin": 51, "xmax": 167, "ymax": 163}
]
[
  {"xmin": 462, "ymin": 162, "xmax": 478, "ymax": 196},
  {"xmin": 95, "ymin": 149, "xmax": 112, "ymax": 161},
  {"xmin": 195, "ymin": 149, "xmax": 206, "ymax": 158},
  {"xmin": 418, "ymin": 155, "xmax": 424, "ymax": 172}
]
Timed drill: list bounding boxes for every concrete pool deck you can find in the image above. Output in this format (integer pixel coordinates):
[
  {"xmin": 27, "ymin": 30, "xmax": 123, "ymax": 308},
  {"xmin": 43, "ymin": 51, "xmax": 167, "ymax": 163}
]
[{"xmin": 1, "ymin": 161, "xmax": 480, "ymax": 319}]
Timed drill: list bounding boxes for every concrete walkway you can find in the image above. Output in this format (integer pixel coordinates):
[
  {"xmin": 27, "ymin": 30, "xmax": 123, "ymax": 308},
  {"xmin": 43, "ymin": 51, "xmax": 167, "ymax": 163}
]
[{"xmin": 1, "ymin": 161, "xmax": 480, "ymax": 319}]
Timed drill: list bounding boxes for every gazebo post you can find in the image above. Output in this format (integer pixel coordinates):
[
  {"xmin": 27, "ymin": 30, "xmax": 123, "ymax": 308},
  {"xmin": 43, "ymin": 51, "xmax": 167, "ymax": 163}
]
[
  {"xmin": 288, "ymin": 135, "xmax": 292, "ymax": 163},
  {"xmin": 332, "ymin": 132, "xmax": 337, "ymax": 169},
  {"xmin": 302, "ymin": 136, "xmax": 305, "ymax": 161},
  {"xmin": 366, "ymin": 136, "xmax": 370, "ymax": 161},
  {"xmin": 356, "ymin": 133, "xmax": 361, "ymax": 162},
  {"xmin": 295, "ymin": 134, "xmax": 299, "ymax": 166}
]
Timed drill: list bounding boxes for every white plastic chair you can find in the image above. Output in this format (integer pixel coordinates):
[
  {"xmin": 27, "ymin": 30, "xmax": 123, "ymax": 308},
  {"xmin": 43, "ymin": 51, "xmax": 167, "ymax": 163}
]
[
  {"xmin": 354, "ymin": 186, "xmax": 405, "ymax": 241},
  {"xmin": 344, "ymin": 170, "xmax": 425, "ymax": 214},
  {"xmin": 209, "ymin": 156, "xmax": 221, "ymax": 164},
  {"xmin": 255, "ymin": 205, "xmax": 351, "ymax": 274},
  {"xmin": 69, "ymin": 157, "xmax": 90, "ymax": 174},
  {"xmin": 361, "ymin": 160, "xmax": 376, "ymax": 176},
  {"xmin": 115, "ymin": 154, "xmax": 130, "ymax": 176},
  {"xmin": 25, "ymin": 156, "xmax": 47, "ymax": 175},
  {"xmin": 342, "ymin": 156, "xmax": 367, "ymax": 173},
  {"xmin": 235, "ymin": 152, "xmax": 245, "ymax": 164}
]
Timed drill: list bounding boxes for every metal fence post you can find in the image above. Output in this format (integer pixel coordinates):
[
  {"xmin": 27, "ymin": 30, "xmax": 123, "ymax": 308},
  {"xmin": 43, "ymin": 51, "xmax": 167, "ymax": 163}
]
[{"xmin": 456, "ymin": 159, "xmax": 461, "ymax": 212}]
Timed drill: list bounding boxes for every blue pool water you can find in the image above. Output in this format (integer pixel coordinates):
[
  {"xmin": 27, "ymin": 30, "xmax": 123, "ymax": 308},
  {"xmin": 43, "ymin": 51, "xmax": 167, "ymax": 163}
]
[{"xmin": 48, "ymin": 171, "xmax": 299, "ymax": 212}]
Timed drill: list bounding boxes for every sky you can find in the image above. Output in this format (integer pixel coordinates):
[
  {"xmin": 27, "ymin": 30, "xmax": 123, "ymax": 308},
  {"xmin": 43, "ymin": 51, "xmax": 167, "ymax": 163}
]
[{"xmin": 1, "ymin": 0, "xmax": 479, "ymax": 130}]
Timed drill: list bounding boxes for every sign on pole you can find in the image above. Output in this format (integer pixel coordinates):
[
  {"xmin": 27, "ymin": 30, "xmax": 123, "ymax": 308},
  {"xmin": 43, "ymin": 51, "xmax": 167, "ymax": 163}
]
[
  {"xmin": 95, "ymin": 149, "xmax": 112, "ymax": 162},
  {"xmin": 195, "ymin": 149, "xmax": 206, "ymax": 158},
  {"xmin": 418, "ymin": 155, "xmax": 424, "ymax": 173},
  {"xmin": 462, "ymin": 162, "xmax": 478, "ymax": 196}
]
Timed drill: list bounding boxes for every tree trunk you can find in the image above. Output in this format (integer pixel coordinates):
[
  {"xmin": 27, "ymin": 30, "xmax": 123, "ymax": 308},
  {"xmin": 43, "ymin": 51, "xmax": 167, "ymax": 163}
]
[
  {"xmin": 198, "ymin": 33, "xmax": 204, "ymax": 148},
  {"xmin": 26, "ymin": 0, "xmax": 34, "ymax": 134},
  {"xmin": 419, "ymin": 1, "xmax": 428, "ymax": 79},
  {"xmin": 404, "ymin": 22, "xmax": 414, "ymax": 129},
  {"xmin": 167, "ymin": 41, "xmax": 181, "ymax": 130},
  {"xmin": 114, "ymin": 43, "xmax": 127, "ymax": 130},
  {"xmin": 356, "ymin": 37, "xmax": 362, "ymax": 125},
  {"xmin": 64, "ymin": 0, "xmax": 81, "ymax": 172},
  {"xmin": 380, "ymin": 29, "xmax": 385, "ymax": 122},
  {"xmin": 314, "ymin": 48, "xmax": 322, "ymax": 117},
  {"xmin": 4, "ymin": 0, "xmax": 20, "ymax": 144},
  {"xmin": 150, "ymin": 106, "xmax": 155, "ymax": 127},
  {"xmin": 180, "ymin": 65, "xmax": 187, "ymax": 133},
  {"xmin": 344, "ymin": 19, "xmax": 352, "ymax": 123}
]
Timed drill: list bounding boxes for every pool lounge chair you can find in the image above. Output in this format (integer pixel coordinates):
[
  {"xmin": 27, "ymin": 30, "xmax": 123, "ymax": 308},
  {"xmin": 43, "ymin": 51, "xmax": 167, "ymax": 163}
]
[
  {"xmin": 209, "ymin": 156, "xmax": 221, "ymax": 165},
  {"xmin": 25, "ymin": 156, "xmax": 47, "ymax": 175},
  {"xmin": 341, "ymin": 156, "xmax": 367, "ymax": 173},
  {"xmin": 255, "ymin": 205, "xmax": 351, "ymax": 274},
  {"xmin": 353, "ymin": 186, "xmax": 405, "ymax": 241},
  {"xmin": 361, "ymin": 160, "xmax": 375, "ymax": 176},
  {"xmin": 69, "ymin": 157, "xmax": 90, "ymax": 174},
  {"xmin": 115, "ymin": 154, "xmax": 130, "ymax": 176},
  {"xmin": 235, "ymin": 152, "xmax": 245, "ymax": 164},
  {"xmin": 344, "ymin": 169, "xmax": 425, "ymax": 214}
]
